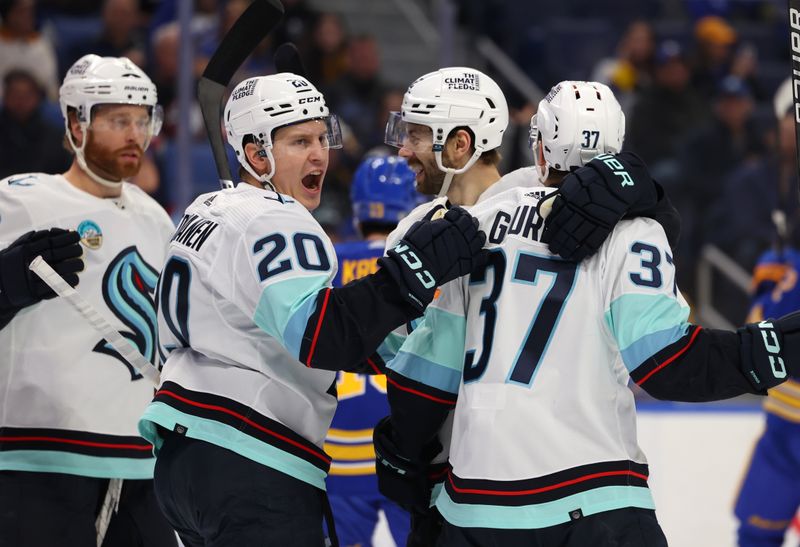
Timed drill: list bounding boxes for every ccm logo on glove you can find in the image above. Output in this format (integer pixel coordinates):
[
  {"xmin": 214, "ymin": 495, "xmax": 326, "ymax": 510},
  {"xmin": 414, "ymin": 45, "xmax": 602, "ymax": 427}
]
[
  {"xmin": 595, "ymin": 154, "xmax": 634, "ymax": 187},
  {"xmin": 757, "ymin": 321, "xmax": 787, "ymax": 380},
  {"xmin": 392, "ymin": 243, "xmax": 435, "ymax": 290}
]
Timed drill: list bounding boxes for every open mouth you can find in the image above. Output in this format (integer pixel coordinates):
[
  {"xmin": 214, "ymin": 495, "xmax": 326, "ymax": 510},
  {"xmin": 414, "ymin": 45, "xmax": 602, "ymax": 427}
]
[{"xmin": 302, "ymin": 171, "xmax": 323, "ymax": 192}]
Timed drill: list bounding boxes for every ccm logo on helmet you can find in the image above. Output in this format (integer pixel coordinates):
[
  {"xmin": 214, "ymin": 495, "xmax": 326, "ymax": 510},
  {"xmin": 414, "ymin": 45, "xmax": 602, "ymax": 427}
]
[
  {"xmin": 757, "ymin": 321, "xmax": 788, "ymax": 379},
  {"xmin": 298, "ymin": 96, "xmax": 321, "ymax": 104},
  {"xmin": 595, "ymin": 154, "xmax": 634, "ymax": 188}
]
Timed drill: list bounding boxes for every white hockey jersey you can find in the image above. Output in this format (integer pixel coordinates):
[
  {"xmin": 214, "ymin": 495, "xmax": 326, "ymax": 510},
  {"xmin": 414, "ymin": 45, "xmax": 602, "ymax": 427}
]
[
  {"xmin": 139, "ymin": 183, "xmax": 341, "ymax": 490},
  {"xmin": 387, "ymin": 184, "xmax": 691, "ymax": 529},
  {"xmin": 0, "ymin": 173, "xmax": 174, "ymax": 479}
]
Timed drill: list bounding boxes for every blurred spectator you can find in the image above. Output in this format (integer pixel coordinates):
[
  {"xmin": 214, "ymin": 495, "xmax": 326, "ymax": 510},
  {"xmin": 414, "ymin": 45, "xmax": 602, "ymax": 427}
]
[
  {"xmin": 68, "ymin": 0, "xmax": 145, "ymax": 69},
  {"xmin": 676, "ymin": 74, "xmax": 765, "ymax": 296},
  {"xmin": 305, "ymin": 12, "xmax": 348, "ymax": 87},
  {"xmin": 0, "ymin": 69, "xmax": 70, "ymax": 178},
  {"xmin": 707, "ymin": 79, "xmax": 800, "ymax": 272},
  {"xmin": 690, "ymin": 15, "xmax": 737, "ymax": 101},
  {"xmin": 729, "ymin": 41, "xmax": 766, "ymax": 102},
  {"xmin": 195, "ymin": 0, "xmax": 275, "ymax": 85},
  {"xmin": 324, "ymin": 34, "xmax": 387, "ymax": 158},
  {"xmin": 0, "ymin": 0, "xmax": 58, "ymax": 100},
  {"xmin": 627, "ymin": 40, "xmax": 707, "ymax": 182},
  {"xmin": 272, "ymin": 0, "xmax": 315, "ymax": 53},
  {"xmin": 591, "ymin": 20, "xmax": 656, "ymax": 113}
]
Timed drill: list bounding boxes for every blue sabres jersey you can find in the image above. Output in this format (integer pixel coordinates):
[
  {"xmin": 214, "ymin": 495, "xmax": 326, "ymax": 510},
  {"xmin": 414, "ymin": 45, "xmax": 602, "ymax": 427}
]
[
  {"xmin": 748, "ymin": 248, "xmax": 800, "ymax": 422},
  {"xmin": 326, "ymin": 239, "xmax": 389, "ymax": 495}
]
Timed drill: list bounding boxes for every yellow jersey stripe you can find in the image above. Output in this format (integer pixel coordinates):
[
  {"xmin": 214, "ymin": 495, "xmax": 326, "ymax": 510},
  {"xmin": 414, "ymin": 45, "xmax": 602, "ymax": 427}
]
[
  {"xmin": 326, "ymin": 428, "xmax": 374, "ymax": 442},
  {"xmin": 324, "ymin": 443, "xmax": 376, "ymax": 460},
  {"xmin": 329, "ymin": 463, "xmax": 376, "ymax": 476}
]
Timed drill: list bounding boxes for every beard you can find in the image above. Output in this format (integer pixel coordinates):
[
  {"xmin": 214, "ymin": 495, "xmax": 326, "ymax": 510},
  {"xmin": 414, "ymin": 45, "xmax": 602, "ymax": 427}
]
[
  {"xmin": 410, "ymin": 152, "xmax": 451, "ymax": 195},
  {"xmin": 84, "ymin": 133, "xmax": 143, "ymax": 181}
]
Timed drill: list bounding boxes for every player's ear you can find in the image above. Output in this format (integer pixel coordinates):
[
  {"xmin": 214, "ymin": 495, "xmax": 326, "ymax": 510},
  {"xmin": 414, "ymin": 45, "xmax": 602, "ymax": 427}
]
[
  {"xmin": 450, "ymin": 128, "xmax": 473, "ymax": 164},
  {"xmin": 244, "ymin": 142, "xmax": 271, "ymax": 175}
]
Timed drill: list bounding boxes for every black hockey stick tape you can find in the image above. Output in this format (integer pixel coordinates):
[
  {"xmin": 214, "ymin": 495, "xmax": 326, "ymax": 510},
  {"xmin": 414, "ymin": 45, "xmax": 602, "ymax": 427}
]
[{"xmin": 274, "ymin": 42, "xmax": 308, "ymax": 79}]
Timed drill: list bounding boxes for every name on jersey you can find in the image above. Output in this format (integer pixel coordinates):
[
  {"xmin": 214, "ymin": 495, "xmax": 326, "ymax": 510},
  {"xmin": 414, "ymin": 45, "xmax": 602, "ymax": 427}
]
[
  {"xmin": 488, "ymin": 203, "xmax": 544, "ymax": 245},
  {"xmin": 171, "ymin": 214, "xmax": 219, "ymax": 252},
  {"xmin": 341, "ymin": 257, "xmax": 378, "ymax": 284}
]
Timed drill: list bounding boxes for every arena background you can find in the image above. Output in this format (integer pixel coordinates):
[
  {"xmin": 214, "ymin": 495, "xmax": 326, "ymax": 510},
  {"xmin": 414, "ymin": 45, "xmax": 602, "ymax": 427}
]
[{"xmin": 1, "ymin": 0, "xmax": 796, "ymax": 545}]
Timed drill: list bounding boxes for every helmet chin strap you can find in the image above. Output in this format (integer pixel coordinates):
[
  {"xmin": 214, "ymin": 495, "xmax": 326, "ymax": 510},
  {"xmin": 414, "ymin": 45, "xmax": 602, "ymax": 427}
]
[
  {"xmin": 434, "ymin": 149, "xmax": 483, "ymax": 199},
  {"xmin": 242, "ymin": 146, "xmax": 278, "ymax": 193}
]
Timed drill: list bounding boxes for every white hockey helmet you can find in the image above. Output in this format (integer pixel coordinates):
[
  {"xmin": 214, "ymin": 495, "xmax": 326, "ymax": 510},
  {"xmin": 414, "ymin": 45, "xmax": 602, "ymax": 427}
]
[
  {"xmin": 59, "ymin": 54, "xmax": 163, "ymax": 188},
  {"xmin": 530, "ymin": 80, "xmax": 625, "ymax": 183},
  {"xmin": 224, "ymin": 73, "xmax": 343, "ymax": 187},
  {"xmin": 385, "ymin": 67, "xmax": 508, "ymax": 197}
]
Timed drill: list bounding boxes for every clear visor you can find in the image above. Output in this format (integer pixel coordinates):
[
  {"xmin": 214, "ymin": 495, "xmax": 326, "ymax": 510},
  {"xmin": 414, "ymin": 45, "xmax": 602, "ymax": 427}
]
[
  {"xmin": 89, "ymin": 104, "xmax": 164, "ymax": 139},
  {"xmin": 273, "ymin": 115, "xmax": 343, "ymax": 150},
  {"xmin": 384, "ymin": 112, "xmax": 434, "ymax": 153},
  {"xmin": 528, "ymin": 113, "xmax": 538, "ymax": 152}
]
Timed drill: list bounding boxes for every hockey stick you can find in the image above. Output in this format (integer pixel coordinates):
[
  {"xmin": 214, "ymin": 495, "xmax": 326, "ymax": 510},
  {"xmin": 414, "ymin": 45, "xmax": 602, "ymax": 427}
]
[
  {"xmin": 28, "ymin": 256, "xmax": 161, "ymax": 386},
  {"xmin": 791, "ymin": 1, "xmax": 800, "ymax": 185},
  {"xmin": 274, "ymin": 42, "xmax": 308, "ymax": 78},
  {"xmin": 198, "ymin": 0, "xmax": 285, "ymax": 189}
]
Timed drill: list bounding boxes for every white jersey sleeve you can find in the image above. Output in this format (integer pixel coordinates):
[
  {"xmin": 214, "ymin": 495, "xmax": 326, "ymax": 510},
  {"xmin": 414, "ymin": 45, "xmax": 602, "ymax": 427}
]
[{"xmin": 599, "ymin": 218, "xmax": 691, "ymax": 375}]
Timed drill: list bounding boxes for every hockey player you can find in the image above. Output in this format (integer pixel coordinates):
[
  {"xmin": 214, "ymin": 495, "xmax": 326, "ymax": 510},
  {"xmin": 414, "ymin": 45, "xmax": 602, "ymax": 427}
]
[
  {"xmin": 382, "ymin": 67, "xmax": 681, "ymax": 262},
  {"xmin": 375, "ymin": 81, "xmax": 800, "ymax": 547},
  {"xmin": 734, "ymin": 79, "xmax": 800, "ymax": 547},
  {"xmin": 137, "ymin": 74, "xmax": 488, "ymax": 547},
  {"xmin": 734, "ymin": 247, "xmax": 800, "ymax": 547},
  {"xmin": 326, "ymin": 154, "xmax": 420, "ymax": 546},
  {"xmin": 0, "ymin": 55, "xmax": 177, "ymax": 546}
]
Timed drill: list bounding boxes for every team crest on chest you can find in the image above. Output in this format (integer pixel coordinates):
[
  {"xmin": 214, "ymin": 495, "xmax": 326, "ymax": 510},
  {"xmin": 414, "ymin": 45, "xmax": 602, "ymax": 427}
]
[{"xmin": 77, "ymin": 220, "xmax": 103, "ymax": 250}]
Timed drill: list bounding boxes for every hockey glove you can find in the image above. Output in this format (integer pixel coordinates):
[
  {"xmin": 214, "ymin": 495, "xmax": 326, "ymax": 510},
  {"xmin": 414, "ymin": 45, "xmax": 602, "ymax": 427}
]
[
  {"xmin": 540, "ymin": 151, "xmax": 662, "ymax": 261},
  {"xmin": 739, "ymin": 311, "xmax": 800, "ymax": 393},
  {"xmin": 407, "ymin": 506, "xmax": 444, "ymax": 547},
  {"xmin": 379, "ymin": 207, "xmax": 487, "ymax": 313},
  {"xmin": 374, "ymin": 416, "xmax": 444, "ymax": 513},
  {"xmin": 0, "ymin": 228, "xmax": 83, "ymax": 312}
]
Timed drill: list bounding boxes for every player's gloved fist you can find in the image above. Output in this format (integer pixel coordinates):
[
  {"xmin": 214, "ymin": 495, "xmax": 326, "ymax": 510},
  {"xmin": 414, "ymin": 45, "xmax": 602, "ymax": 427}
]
[
  {"xmin": 379, "ymin": 206, "xmax": 488, "ymax": 312},
  {"xmin": 407, "ymin": 507, "xmax": 445, "ymax": 547},
  {"xmin": 739, "ymin": 311, "xmax": 800, "ymax": 392},
  {"xmin": 540, "ymin": 151, "xmax": 657, "ymax": 261},
  {"xmin": 374, "ymin": 416, "xmax": 443, "ymax": 513},
  {"xmin": 0, "ymin": 228, "xmax": 83, "ymax": 311}
]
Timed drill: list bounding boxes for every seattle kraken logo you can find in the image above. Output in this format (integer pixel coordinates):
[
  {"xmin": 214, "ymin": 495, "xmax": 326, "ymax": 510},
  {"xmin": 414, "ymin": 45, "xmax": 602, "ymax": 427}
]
[{"xmin": 93, "ymin": 247, "xmax": 159, "ymax": 380}]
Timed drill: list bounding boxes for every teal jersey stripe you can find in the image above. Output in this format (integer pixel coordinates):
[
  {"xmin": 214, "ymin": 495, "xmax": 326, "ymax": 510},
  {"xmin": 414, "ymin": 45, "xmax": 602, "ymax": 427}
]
[
  {"xmin": 436, "ymin": 485, "xmax": 655, "ymax": 529},
  {"xmin": 395, "ymin": 307, "xmax": 466, "ymax": 373},
  {"xmin": 376, "ymin": 331, "xmax": 407, "ymax": 365},
  {"xmin": 389, "ymin": 351, "xmax": 462, "ymax": 394},
  {"xmin": 605, "ymin": 293, "xmax": 689, "ymax": 354},
  {"xmin": 253, "ymin": 274, "xmax": 329, "ymax": 357},
  {"xmin": 139, "ymin": 402, "xmax": 327, "ymax": 489},
  {"xmin": 619, "ymin": 324, "xmax": 690, "ymax": 373},
  {"xmin": 0, "ymin": 450, "xmax": 154, "ymax": 479}
]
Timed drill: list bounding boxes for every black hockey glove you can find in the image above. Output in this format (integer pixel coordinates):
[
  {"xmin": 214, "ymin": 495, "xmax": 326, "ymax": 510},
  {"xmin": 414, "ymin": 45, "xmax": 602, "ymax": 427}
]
[
  {"xmin": 379, "ymin": 207, "xmax": 487, "ymax": 313},
  {"xmin": 0, "ymin": 228, "xmax": 83, "ymax": 312},
  {"xmin": 407, "ymin": 506, "xmax": 445, "ymax": 547},
  {"xmin": 739, "ymin": 311, "xmax": 800, "ymax": 393},
  {"xmin": 540, "ymin": 151, "xmax": 676, "ymax": 261},
  {"xmin": 374, "ymin": 416, "xmax": 444, "ymax": 513}
]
